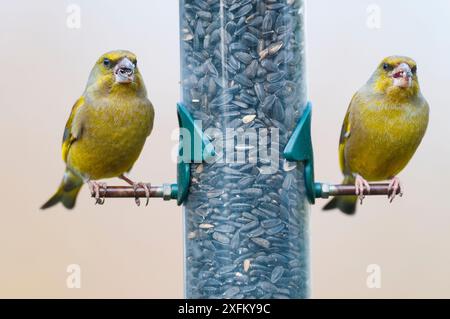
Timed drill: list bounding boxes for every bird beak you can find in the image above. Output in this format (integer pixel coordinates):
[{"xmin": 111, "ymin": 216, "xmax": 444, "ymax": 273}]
[
  {"xmin": 392, "ymin": 63, "xmax": 413, "ymax": 88},
  {"xmin": 114, "ymin": 57, "xmax": 135, "ymax": 84}
]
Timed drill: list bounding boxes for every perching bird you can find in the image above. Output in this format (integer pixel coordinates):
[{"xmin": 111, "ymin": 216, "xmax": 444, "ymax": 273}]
[
  {"xmin": 323, "ymin": 56, "xmax": 429, "ymax": 214},
  {"xmin": 42, "ymin": 50, "xmax": 154, "ymax": 209}
]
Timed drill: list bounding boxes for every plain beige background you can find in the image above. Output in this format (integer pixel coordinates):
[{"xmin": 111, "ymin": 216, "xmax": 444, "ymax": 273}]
[{"xmin": 0, "ymin": 0, "xmax": 449, "ymax": 298}]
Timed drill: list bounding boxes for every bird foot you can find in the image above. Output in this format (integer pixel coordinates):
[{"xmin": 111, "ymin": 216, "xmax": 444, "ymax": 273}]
[
  {"xmin": 88, "ymin": 181, "xmax": 107, "ymax": 205},
  {"xmin": 132, "ymin": 182, "xmax": 151, "ymax": 207},
  {"xmin": 119, "ymin": 174, "xmax": 150, "ymax": 206},
  {"xmin": 388, "ymin": 176, "xmax": 403, "ymax": 203},
  {"xmin": 354, "ymin": 174, "xmax": 371, "ymax": 205}
]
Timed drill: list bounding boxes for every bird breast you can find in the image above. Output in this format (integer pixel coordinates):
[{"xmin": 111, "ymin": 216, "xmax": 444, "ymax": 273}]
[
  {"xmin": 68, "ymin": 99, "xmax": 153, "ymax": 180},
  {"xmin": 345, "ymin": 103, "xmax": 428, "ymax": 181}
]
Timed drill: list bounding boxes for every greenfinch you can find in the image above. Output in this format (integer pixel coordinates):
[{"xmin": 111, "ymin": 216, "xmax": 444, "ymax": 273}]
[
  {"xmin": 42, "ymin": 50, "xmax": 154, "ymax": 209},
  {"xmin": 323, "ymin": 56, "xmax": 429, "ymax": 214}
]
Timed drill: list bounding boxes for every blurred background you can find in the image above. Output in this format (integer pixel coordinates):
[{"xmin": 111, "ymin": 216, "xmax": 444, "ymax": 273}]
[{"xmin": 0, "ymin": 0, "xmax": 449, "ymax": 298}]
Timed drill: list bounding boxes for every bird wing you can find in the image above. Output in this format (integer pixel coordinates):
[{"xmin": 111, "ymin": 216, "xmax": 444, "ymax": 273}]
[
  {"xmin": 62, "ymin": 97, "xmax": 85, "ymax": 162},
  {"xmin": 145, "ymin": 99, "xmax": 155, "ymax": 137},
  {"xmin": 338, "ymin": 94, "xmax": 357, "ymax": 175}
]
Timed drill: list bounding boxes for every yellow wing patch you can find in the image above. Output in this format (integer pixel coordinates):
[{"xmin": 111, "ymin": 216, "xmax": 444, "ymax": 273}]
[{"xmin": 62, "ymin": 97, "xmax": 84, "ymax": 162}]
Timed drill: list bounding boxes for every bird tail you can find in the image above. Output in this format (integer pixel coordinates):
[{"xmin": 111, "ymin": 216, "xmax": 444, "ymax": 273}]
[
  {"xmin": 322, "ymin": 176, "xmax": 357, "ymax": 215},
  {"xmin": 41, "ymin": 169, "xmax": 83, "ymax": 210}
]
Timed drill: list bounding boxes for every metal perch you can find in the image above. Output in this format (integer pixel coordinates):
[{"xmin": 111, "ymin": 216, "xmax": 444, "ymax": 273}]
[
  {"xmin": 91, "ymin": 183, "xmax": 400, "ymax": 200},
  {"xmin": 90, "ymin": 184, "xmax": 177, "ymax": 201},
  {"xmin": 316, "ymin": 183, "xmax": 401, "ymax": 199}
]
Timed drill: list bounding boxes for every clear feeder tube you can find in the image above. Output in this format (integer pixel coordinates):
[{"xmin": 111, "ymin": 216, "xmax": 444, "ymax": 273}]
[{"xmin": 180, "ymin": 0, "xmax": 309, "ymax": 299}]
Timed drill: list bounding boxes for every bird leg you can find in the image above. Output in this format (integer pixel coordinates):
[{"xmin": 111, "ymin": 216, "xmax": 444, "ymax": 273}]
[
  {"xmin": 387, "ymin": 176, "xmax": 403, "ymax": 203},
  {"xmin": 88, "ymin": 181, "xmax": 108, "ymax": 205},
  {"xmin": 119, "ymin": 174, "xmax": 151, "ymax": 206},
  {"xmin": 354, "ymin": 174, "xmax": 371, "ymax": 205}
]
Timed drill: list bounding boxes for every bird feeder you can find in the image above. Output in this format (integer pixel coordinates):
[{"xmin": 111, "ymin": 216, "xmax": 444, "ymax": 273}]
[{"xmin": 95, "ymin": 0, "xmax": 399, "ymax": 299}]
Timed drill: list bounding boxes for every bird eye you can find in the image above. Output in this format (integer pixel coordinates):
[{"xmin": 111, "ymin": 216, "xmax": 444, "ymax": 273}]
[
  {"xmin": 383, "ymin": 63, "xmax": 393, "ymax": 71},
  {"xmin": 103, "ymin": 58, "xmax": 111, "ymax": 67},
  {"xmin": 411, "ymin": 65, "xmax": 417, "ymax": 74}
]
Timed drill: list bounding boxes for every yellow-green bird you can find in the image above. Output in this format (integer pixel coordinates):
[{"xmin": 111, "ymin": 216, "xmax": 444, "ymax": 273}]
[
  {"xmin": 42, "ymin": 50, "xmax": 154, "ymax": 209},
  {"xmin": 323, "ymin": 56, "xmax": 429, "ymax": 214}
]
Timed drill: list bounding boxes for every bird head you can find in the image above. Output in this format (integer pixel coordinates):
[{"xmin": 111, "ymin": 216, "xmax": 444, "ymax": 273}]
[
  {"xmin": 370, "ymin": 56, "xmax": 420, "ymax": 101},
  {"xmin": 85, "ymin": 50, "xmax": 146, "ymax": 97}
]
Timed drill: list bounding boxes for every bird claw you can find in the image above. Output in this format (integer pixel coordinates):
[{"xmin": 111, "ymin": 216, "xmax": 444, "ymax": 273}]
[
  {"xmin": 88, "ymin": 181, "xmax": 107, "ymax": 205},
  {"xmin": 388, "ymin": 177, "xmax": 402, "ymax": 203},
  {"xmin": 133, "ymin": 182, "xmax": 151, "ymax": 207},
  {"xmin": 354, "ymin": 174, "xmax": 370, "ymax": 205},
  {"xmin": 119, "ymin": 175, "xmax": 151, "ymax": 207}
]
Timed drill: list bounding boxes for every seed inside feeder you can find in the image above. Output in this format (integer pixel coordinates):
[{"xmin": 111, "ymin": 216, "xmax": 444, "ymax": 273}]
[{"xmin": 180, "ymin": 0, "xmax": 309, "ymax": 299}]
